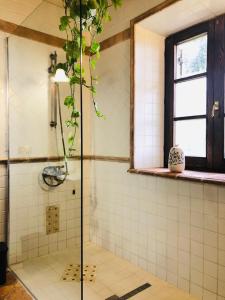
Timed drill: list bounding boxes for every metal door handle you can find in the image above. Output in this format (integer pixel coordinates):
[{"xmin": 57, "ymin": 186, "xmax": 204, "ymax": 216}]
[{"xmin": 211, "ymin": 101, "xmax": 219, "ymax": 118}]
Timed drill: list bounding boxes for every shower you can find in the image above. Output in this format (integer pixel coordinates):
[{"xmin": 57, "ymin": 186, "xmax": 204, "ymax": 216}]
[
  {"xmin": 1, "ymin": 1, "xmax": 224, "ymax": 300},
  {"xmin": 40, "ymin": 51, "xmax": 69, "ymax": 188}
]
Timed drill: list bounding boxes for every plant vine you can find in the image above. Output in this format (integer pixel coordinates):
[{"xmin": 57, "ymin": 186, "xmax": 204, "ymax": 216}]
[{"xmin": 57, "ymin": 0, "xmax": 123, "ymax": 157}]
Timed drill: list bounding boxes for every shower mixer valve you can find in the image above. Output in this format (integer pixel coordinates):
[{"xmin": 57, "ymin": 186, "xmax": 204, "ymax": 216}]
[{"xmin": 42, "ymin": 165, "xmax": 67, "ymax": 187}]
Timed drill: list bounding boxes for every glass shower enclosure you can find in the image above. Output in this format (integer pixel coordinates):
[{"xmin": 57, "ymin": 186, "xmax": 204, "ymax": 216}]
[{"xmin": 7, "ymin": 35, "xmax": 82, "ymax": 300}]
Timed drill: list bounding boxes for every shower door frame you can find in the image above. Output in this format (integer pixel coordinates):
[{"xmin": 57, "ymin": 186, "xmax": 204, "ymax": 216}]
[{"xmin": 1, "ymin": 15, "xmax": 84, "ymax": 300}]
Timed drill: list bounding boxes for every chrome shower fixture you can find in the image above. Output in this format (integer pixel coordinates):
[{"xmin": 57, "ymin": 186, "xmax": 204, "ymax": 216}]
[
  {"xmin": 48, "ymin": 51, "xmax": 57, "ymax": 74},
  {"xmin": 42, "ymin": 165, "xmax": 66, "ymax": 187},
  {"xmin": 46, "ymin": 51, "xmax": 69, "ymax": 188},
  {"xmin": 49, "ymin": 51, "xmax": 58, "ymax": 128}
]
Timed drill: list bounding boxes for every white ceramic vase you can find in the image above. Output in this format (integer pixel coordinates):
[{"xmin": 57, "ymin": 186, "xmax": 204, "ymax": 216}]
[{"xmin": 168, "ymin": 145, "xmax": 185, "ymax": 173}]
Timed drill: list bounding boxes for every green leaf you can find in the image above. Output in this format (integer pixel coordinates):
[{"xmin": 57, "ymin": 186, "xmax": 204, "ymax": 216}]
[
  {"xmin": 82, "ymin": 36, "xmax": 87, "ymax": 52},
  {"xmin": 96, "ymin": 24, "xmax": 103, "ymax": 34},
  {"xmin": 90, "ymin": 58, "xmax": 97, "ymax": 70},
  {"xmin": 104, "ymin": 11, "xmax": 111, "ymax": 21},
  {"xmin": 68, "ymin": 133, "xmax": 74, "ymax": 146},
  {"xmin": 64, "ymin": 96, "xmax": 75, "ymax": 107},
  {"xmin": 91, "ymin": 86, "xmax": 97, "ymax": 94},
  {"xmin": 57, "ymin": 0, "xmax": 123, "ymax": 155},
  {"xmin": 70, "ymin": 76, "xmax": 80, "ymax": 85},
  {"xmin": 70, "ymin": 75, "xmax": 86, "ymax": 85},
  {"xmin": 88, "ymin": 0, "xmax": 98, "ymax": 9},
  {"xmin": 97, "ymin": 0, "xmax": 108, "ymax": 7},
  {"xmin": 64, "ymin": 40, "xmax": 80, "ymax": 61},
  {"xmin": 74, "ymin": 64, "xmax": 85, "ymax": 76},
  {"xmin": 91, "ymin": 41, "xmax": 100, "ymax": 54},
  {"xmin": 71, "ymin": 110, "xmax": 80, "ymax": 118},
  {"xmin": 56, "ymin": 63, "xmax": 68, "ymax": 72},
  {"xmin": 65, "ymin": 120, "xmax": 79, "ymax": 127},
  {"xmin": 59, "ymin": 16, "xmax": 70, "ymax": 31},
  {"xmin": 94, "ymin": 101, "xmax": 105, "ymax": 118}
]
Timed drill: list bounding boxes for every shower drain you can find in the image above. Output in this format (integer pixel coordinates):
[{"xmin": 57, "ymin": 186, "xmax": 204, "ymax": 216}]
[{"xmin": 62, "ymin": 264, "xmax": 96, "ymax": 282}]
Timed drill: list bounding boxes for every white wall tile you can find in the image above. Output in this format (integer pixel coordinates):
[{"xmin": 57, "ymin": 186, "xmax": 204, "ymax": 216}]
[
  {"xmin": 134, "ymin": 26, "xmax": 164, "ymax": 168},
  {"xmin": 89, "ymin": 161, "xmax": 225, "ymax": 299},
  {"xmin": 9, "ymin": 161, "xmax": 85, "ymax": 264}
]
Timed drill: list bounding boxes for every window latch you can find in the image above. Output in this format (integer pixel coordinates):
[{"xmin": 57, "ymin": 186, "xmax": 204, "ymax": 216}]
[{"xmin": 211, "ymin": 101, "xmax": 219, "ymax": 118}]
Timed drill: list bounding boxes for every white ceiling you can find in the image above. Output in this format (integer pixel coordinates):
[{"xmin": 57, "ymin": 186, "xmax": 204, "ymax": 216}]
[
  {"xmin": 0, "ymin": 0, "xmax": 63, "ymax": 25},
  {"xmin": 139, "ymin": 0, "xmax": 225, "ymax": 37}
]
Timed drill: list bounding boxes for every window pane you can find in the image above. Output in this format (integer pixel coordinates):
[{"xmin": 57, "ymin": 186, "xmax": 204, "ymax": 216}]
[
  {"xmin": 174, "ymin": 77, "xmax": 206, "ymax": 117},
  {"xmin": 174, "ymin": 119, "xmax": 206, "ymax": 157},
  {"xmin": 176, "ymin": 34, "xmax": 207, "ymax": 79}
]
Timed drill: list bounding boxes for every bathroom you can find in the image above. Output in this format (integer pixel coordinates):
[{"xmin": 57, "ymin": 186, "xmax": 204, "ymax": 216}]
[{"xmin": 0, "ymin": 0, "xmax": 225, "ymax": 299}]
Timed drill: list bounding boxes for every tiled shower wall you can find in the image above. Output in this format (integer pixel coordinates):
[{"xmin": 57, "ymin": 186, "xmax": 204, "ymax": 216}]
[
  {"xmin": 9, "ymin": 161, "xmax": 90, "ymax": 265},
  {"xmin": 0, "ymin": 35, "xmax": 91, "ymax": 264},
  {"xmin": 89, "ymin": 1, "xmax": 225, "ymax": 299},
  {"xmin": 6, "ymin": 34, "xmax": 90, "ymax": 264},
  {"xmin": 134, "ymin": 25, "xmax": 164, "ymax": 169},
  {"xmin": 90, "ymin": 161, "xmax": 225, "ymax": 300}
]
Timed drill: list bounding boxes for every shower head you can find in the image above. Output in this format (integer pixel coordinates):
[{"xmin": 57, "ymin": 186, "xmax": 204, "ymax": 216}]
[
  {"xmin": 52, "ymin": 69, "xmax": 69, "ymax": 83},
  {"xmin": 48, "ymin": 51, "xmax": 57, "ymax": 74}
]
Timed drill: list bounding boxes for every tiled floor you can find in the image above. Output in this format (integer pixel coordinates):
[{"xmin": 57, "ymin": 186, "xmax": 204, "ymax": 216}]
[
  {"xmin": 10, "ymin": 244, "xmax": 198, "ymax": 300},
  {"xmin": 0, "ymin": 271, "xmax": 32, "ymax": 300}
]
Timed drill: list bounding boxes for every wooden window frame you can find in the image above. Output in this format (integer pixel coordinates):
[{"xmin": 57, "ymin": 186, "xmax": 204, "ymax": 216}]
[{"xmin": 164, "ymin": 15, "xmax": 225, "ymax": 172}]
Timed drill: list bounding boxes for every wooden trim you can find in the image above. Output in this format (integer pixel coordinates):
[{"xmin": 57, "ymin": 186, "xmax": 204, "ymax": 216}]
[
  {"xmin": 0, "ymin": 18, "xmax": 130, "ymax": 53},
  {"xmin": 164, "ymin": 19, "xmax": 219, "ymax": 171},
  {"xmin": 0, "ymin": 1, "xmax": 179, "ymax": 51},
  {"xmin": 0, "ymin": 18, "xmax": 65, "ymax": 48},
  {"xmin": 164, "ymin": 35, "xmax": 174, "ymax": 167},
  {"xmin": 174, "ymin": 72, "xmax": 207, "ymax": 84},
  {"xmin": 174, "ymin": 115, "xmax": 206, "ymax": 122},
  {"xmin": 212, "ymin": 15, "xmax": 225, "ymax": 171},
  {"xmin": 130, "ymin": 22, "xmax": 135, "ymax": 169},
  {"xmin": 206, "ymin": 19, "xmax": 215, "ymax": 171},
  {"xmin": 86, "ymin": 28, "xmax": 130, "ymax": 56},
  {"xmin": 131, "ymin": 0, "xmax": 181, "ymax": 25},
  {"xmin": 0, "ymin": 155, "xmax": 130, "ymax": 164},
  {"xmin": 9, "ymin": 156, "xmax": 80, "ymax": 164},
  {"xmin": 128, "ymin": 167, "xmax": 225, "ymax": 186},
  {"xmin": 84, "ymin": 155, "xmax": 130, "ymax": 163},
  {"xmin": 99, "ymin": 28, "xmax": 131, "ymax": 52}
]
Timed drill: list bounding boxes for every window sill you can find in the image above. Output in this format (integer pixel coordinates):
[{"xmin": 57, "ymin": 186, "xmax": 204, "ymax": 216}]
[{"xmin": 128, "ymin": 167, "xmax": 225, "ymax": 186}]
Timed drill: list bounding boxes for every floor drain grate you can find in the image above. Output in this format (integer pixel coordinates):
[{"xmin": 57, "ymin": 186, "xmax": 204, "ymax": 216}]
[
  {"xmin": 62, "ymin": 264, "xmax": 96, "ymax": 282},
  {"xmin": 105, "ymin": 283, "xmax": 152, "ymax": 300}
]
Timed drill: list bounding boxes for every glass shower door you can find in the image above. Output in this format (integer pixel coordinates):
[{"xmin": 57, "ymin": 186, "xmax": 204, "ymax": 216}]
[{"xmin": 7, "ymin": 35, "xmax": 82, "ymax": 300}]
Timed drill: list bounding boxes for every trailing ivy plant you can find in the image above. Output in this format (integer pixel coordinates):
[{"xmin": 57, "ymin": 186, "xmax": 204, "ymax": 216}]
[{"xmin": 57, "ymin": 0, "xmax": 123, "ymax": 156}]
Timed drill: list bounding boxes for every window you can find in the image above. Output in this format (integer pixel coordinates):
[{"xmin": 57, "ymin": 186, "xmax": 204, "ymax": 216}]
[{"xmin": 164, "ymin": 15, "xmax": 225, "ymax": 172}]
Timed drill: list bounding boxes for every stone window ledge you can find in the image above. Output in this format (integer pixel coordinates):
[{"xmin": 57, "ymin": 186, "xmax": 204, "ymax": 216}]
[{"xmin": 128, "ymin": 168, "xmax": 225, "ymax": 186}]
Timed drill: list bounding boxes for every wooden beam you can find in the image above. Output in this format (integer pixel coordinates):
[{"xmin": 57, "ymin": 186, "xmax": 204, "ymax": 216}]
[
  {"xmin": 0, "ymin": 155, "xmax": 130, "ymax": 164},
  {"xmin": 131, "ymin": 0, "xmax": 181, "ymax": 25},
  {"xmin": 0, "ymin": 1, "xmax": 180, "ymax": 51},
  {"xmin": 0, "ymin": 17, "xmax": 130, "ymax": 54},
  {"xmin": 0, "ymin": 18, "xmax": 66, "ymax": 48},
  {"xmin": 99, "ymin": 28, "xmax": 131, "ymax": 52},
  {"xmin": 84, "ymin": 155, "xmax": 130, "ymax": 163}
]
